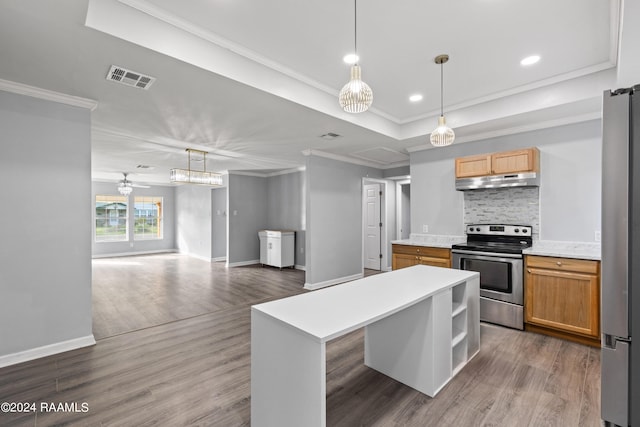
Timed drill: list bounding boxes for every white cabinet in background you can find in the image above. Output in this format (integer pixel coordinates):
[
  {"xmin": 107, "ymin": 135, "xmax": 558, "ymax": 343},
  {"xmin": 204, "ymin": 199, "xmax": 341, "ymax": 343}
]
[{"xmin": 259, "ymin": 230, "xmax": 295, "ymax": 269}]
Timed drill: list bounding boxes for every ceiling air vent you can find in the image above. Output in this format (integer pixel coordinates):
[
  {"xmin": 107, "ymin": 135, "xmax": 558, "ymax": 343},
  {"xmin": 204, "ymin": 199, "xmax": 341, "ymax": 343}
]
[{"xmin": 106, "ymin": 65, "xmax": 156, "ymax": 90}]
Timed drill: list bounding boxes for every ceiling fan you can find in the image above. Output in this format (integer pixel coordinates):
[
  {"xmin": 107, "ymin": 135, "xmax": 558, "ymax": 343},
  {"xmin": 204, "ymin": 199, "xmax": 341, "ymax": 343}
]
[{"xmin": 117, "ymin": 172, "xmax": 150, "ymax": 196}]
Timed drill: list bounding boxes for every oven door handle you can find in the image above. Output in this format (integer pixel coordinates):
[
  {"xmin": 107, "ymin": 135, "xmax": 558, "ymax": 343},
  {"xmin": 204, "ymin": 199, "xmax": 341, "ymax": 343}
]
[{"xmin": 451, "ymin": 249, "xmax": 523, "ymax": 260}]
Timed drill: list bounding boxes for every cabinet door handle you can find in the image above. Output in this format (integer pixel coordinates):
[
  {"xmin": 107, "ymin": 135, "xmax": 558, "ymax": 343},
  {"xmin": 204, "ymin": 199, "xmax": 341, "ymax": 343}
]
[
  {"xmin": 527, "ymin": 269, "xmax": 531, "ymax": 273},
  {"xmin": 556, "ymin": 261, "xmax": 562, "ymax": 266}
]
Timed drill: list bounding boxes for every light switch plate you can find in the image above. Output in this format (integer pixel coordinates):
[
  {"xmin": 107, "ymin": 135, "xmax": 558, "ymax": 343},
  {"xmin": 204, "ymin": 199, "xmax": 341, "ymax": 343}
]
[
  {"xmin": 422, "ymin": 224, "xmax": 428, "ymax": 233},
  {"xmin": 595, "ymin": 231, "xmax": 601, "ymax": 242}
]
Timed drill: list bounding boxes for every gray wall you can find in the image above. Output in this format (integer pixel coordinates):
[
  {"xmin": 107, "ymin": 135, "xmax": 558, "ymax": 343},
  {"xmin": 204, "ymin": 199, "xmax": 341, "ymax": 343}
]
[
  {"xmin": 211, "ymin": 187, "xmax": 227, "ymax": 260},
  {"xmin": 266, "ymin": 171, "xmax": 306, "ymax": 266},
  {"xmin": 383, "ymin": 165, "xmax": 410, "ymax": 178},
  {"xmin": 92, "ymin": 182, "xmax": 176, "ymax": 256},
  {"xmin": 401, "ymin": 183, "xmax": 411, "ymax": 239},
  {"xmin": 305, "ymin": 155, "xmax": 383, "ymax": 285},
  {"xmin": 227, "ymin": 173, "xmax": 268, "ymax": 265},
  {"xmin": 0, "ymin": 91, "xmax": 93, "ymax": 357},
  {"xmin": 176, "ymin": 185, "xmax": 213, "ymax": 260},
  {"xmin": 410, "ymin": 120, "xmax": 602, "ymax": 242}
]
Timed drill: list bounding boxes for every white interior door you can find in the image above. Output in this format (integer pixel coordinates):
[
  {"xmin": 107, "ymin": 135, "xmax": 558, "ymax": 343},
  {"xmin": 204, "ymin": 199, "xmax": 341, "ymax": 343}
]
[{"xmin": 364, "ymin": 183, "xmax": 381, "ymax": 270}]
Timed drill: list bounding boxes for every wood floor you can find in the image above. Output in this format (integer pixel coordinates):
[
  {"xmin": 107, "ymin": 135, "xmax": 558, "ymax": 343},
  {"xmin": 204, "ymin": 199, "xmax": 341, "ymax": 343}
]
[{"xmin": 0, "ymin": 254, "xmax": 601, "ymax": 426}]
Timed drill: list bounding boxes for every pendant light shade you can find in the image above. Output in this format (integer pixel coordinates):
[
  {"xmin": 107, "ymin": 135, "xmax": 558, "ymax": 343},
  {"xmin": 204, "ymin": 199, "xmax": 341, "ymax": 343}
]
[
  {"xmin": 339, "ymin": 64, "xmax": 373, "ymax": 113},
  {"xmin": 430, "ymin": 116, "xmax": 455, "ymax": 147},
  {"xmin": 339, "ymin": 0, "xmax": 372, "ymax": 113},
  {"xmin": 430, "ymin": 54, "xmax": 455, "ymax": 147}
]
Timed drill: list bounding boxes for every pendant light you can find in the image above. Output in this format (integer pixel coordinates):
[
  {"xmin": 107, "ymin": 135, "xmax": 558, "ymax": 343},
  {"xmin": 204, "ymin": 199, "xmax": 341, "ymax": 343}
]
[
  {"xmin": 170, "ymin": 149, "xmax": 223, "ymax": 186},
  {"xmin": 430, "ymin": 54, "xmax": 455, "ymax": 147},
  {"xmin": 339, "ymin": 0, "xmax": 373, "ymax": 113}
]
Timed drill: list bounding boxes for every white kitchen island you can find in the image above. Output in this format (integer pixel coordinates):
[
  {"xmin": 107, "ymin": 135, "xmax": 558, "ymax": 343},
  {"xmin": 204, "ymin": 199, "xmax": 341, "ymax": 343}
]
[{"xmin": 251, "ymin": 265, "xmax": 480, "ymax": 427}]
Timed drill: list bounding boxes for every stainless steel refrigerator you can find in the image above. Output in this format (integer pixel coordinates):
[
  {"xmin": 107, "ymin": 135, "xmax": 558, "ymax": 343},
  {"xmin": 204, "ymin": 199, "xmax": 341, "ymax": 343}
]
[{"xmin": 601, "ymin": 85, "xmax": 640, "ymax": 427}]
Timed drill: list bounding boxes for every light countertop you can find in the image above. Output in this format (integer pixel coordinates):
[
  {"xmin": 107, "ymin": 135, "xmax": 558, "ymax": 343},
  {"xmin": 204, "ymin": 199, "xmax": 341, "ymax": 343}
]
[
  {"xmin": 391, "ymin": 234, "xmax": 601, "ymax": 260},
  {"xmin": 392, "ymin": 234, "xmax": 466, "ymax": 249},
  {"xmin": 523, "ymin": 241, "xmax": 601, "ymax": 260}
]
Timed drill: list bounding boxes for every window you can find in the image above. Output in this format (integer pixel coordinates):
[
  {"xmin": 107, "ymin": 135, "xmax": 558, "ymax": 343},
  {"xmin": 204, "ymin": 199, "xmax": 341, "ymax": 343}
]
[
  {"xmin": 134, "ymin": 196, "xmax": 163, "ymax": 240},
  {"xmin": 95, "ymin": 195, "xmax": 128, "ymax": 242}
]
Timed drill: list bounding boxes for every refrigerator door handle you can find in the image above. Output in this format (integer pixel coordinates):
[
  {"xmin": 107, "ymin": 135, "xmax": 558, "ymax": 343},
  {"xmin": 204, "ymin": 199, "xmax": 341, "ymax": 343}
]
[{"xmin": 601, "ymin": 338, "xmax": 629, "ymax": 426}]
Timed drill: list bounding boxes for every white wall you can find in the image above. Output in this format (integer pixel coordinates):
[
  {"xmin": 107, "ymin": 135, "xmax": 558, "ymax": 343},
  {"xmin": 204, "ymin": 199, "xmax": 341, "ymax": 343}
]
[
  {"xmin": 409, "ymin": 120, "xmax": 602, "ymax": 242},
  {"xmin": 92, "ymin": 182, "xmax": 176, "ymax": 257},
  {"xmin": 0, "ymin": 91, "xmax": 93, "ymax": 361},
  {"xmin": 305, "ymin": 155, "xmax": 383, "ymax": 287},
  {"xmin": 176, "ymin": 185, "xmax": 213, "ymax": 260}
]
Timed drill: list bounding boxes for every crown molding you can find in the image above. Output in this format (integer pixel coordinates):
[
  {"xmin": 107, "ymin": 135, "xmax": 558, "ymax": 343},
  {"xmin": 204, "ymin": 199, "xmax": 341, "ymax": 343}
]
[
  {"xmin": 406, "ymin": 112, "xmax": 601, "ymax": 153},
  {"xmin": 0, "ymin": 78, "xmax": 98, "ymax": 111}
]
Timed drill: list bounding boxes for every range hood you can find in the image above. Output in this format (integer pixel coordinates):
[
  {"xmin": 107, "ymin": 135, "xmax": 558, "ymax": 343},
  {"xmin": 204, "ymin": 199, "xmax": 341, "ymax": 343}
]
[{"xmin": 455, "ymin": 172, "xmax": 540, "ymax": 191}]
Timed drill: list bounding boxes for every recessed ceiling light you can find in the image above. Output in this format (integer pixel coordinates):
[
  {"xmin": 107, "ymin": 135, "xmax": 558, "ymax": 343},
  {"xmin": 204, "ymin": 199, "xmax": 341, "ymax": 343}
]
[
  {"xmin": 409, "ymin": 94, "xmax": 423, "ymax": 102},
  {"xmin": 343, "ymin": 53, "xmax": 359, "ymax": 64},
  {"xmin": 520, "ymin": 55, "xmax": 540, "ymax": 66}
]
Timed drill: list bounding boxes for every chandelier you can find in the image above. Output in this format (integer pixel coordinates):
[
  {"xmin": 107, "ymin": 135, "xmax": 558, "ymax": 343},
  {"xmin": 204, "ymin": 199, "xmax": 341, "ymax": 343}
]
[
  {"xmin": 430, "ymin": 54, "xmax": 455, "ymax": 147},
  {"xmin": 339, "ymin": 0, "xmax": 373, "ymax": 113},
  {"xmin": 170, "ymin": 148, "xmax": 223, "ymax": 186}
]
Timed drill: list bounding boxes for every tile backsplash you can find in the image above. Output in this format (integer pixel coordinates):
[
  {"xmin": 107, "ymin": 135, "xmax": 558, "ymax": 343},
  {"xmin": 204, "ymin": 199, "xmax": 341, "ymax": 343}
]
[{"xmin": 463, "ymin": 187, "xmax": 540, "ymax": 239}]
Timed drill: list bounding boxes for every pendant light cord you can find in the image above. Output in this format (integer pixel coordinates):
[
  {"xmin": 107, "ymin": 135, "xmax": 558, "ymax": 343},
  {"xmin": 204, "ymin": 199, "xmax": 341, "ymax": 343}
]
[
  {"xmin": 354, "ymin": 0, "xmax": 358, "ymax": 64},
  {"xmin": 440, "ymin": 61, "xmax": 444, "ymax": 117}
]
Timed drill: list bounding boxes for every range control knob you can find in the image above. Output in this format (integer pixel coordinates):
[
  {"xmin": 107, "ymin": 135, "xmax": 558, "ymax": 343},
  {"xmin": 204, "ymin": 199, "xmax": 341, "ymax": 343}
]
[
  {"xmin": 475, "ymin": 227, "xmax": 481, "ymax": 232},
  {"xmin": 514, "ymin": 228, "xmax": 520, "ymax": 233},
  {"xmin": 522, "ymin": 229, "xmax": 528, "ymax": 234},
  {"xmin": 468, "ymin": 227, "xmax": 474, "ymax": 232}
]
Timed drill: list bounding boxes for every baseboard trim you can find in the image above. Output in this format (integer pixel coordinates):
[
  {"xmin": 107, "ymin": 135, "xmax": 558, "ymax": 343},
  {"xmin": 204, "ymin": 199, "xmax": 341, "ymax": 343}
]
[
  {"xmin": 227, "ymin": 259, "xmax": 260, "ymax": 268},
  {"xmin": 295, "ymin": 264, "xmax": 306, "ymax": 271},
  {"xmin": 0, "ymin": 335, "xmax": 96, "ymax": 369},
  {"xmin": 92, "ymin": 249, "xmax": 177, "ymax": 259},
  {"xmin": 304, "ymin": 273, "xmax": 363, "ymax": 290},
  {"xmin": 211, "ymin": 256, "xmax": 227, "ymax": 262}
]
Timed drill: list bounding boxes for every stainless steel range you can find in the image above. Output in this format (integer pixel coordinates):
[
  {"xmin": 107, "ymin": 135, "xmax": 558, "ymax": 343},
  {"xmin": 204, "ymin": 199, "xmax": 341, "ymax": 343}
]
[{"xmin": 451, "ymin": 224, "xmax": 532, "ymax": 330}]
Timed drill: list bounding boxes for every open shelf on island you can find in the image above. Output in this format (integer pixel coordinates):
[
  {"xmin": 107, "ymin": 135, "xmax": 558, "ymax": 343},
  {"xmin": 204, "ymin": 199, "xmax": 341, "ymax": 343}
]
[
  {"xmin": 452, "ymin": 301, "xmax": 465, "ymax": 317},
  {"xmin": 451, "ymin": 282, "xmax": 469, "ymax": 376},
  {"xmin": 452, "ymin": 327, "xmax": 467, "ymax": 347}
]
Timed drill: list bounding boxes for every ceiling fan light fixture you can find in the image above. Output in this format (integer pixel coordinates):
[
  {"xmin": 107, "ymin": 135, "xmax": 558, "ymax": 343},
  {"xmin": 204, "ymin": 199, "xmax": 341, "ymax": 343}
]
[
  {"xmin": 117, "ymin": 173, "xmax": 134, "ymax": 196},
  {"xmin": 117, "ymin": 180, "xmax": 133, "ymax": 196},
  {"xmin": 430, "ymin": 54, "xmax": 455, "ymax": 147}
]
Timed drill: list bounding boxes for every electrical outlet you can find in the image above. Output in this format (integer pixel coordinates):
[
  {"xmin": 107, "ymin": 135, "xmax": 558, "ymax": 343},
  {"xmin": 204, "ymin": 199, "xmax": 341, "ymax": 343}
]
[
  {"xmin": 595, "ymin": 231, "xmax": 601, "ymax": 242},
  {"xmin": 422, "ymin": 224, "xmax": 429, "ymax": 233}
]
